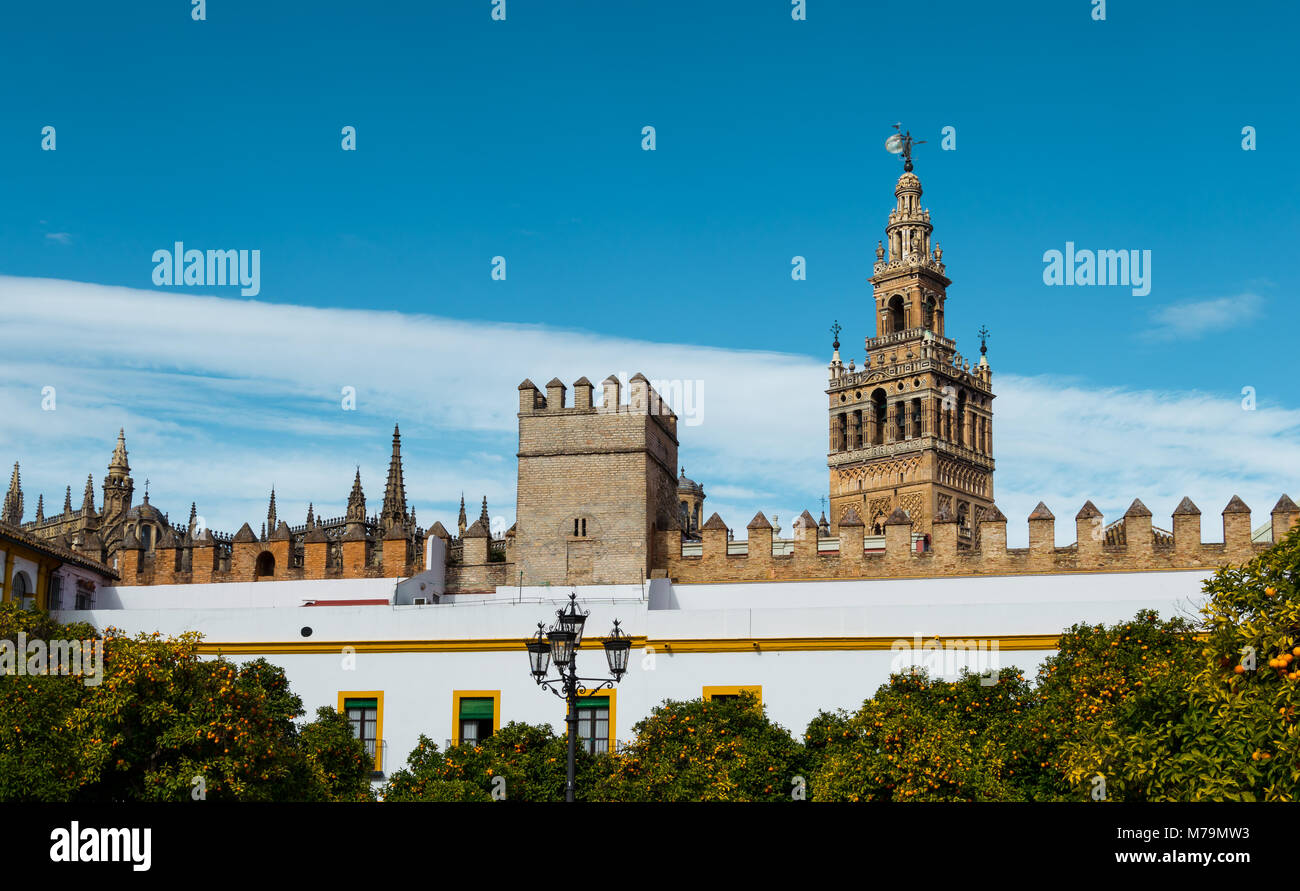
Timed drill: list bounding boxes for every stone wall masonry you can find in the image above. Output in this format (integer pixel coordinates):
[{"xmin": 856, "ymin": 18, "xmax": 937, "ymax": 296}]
[{"xmin": 653, "ymin": 496, "xmax": 1298, "ymax": 583}]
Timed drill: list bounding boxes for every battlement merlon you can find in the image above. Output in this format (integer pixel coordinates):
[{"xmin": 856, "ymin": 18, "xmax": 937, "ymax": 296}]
[
  {"xmin": 650, "ymin": 495, "xmax": 1300, "ymax": 582},
  {"xmin": 517, "ymin": 374, "xmax": 678, "ymax": 437}
]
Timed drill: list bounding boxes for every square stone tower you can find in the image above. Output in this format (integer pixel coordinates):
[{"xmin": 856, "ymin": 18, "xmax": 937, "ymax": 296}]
[
  {"xmin": 826, "ymin": 164, "xmax": 995, "ymax": 545},
  {"xmin": 515, "ymin": 373, "xmax": 679, "ymax": 586}
]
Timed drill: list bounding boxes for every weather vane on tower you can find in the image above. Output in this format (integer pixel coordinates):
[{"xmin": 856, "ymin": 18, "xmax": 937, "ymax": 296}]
[{"xmin": 885, "ymin": 123, "xmax": 925, "ymax": 172}]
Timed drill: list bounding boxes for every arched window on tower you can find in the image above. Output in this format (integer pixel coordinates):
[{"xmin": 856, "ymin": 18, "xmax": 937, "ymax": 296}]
[
  {"xmin": 871, "ymin": 389, "xmax": 887, "ymax": 445},
  {"xmin": 887, "ymin": 295, "xmax": 906, "ymax": 333}
]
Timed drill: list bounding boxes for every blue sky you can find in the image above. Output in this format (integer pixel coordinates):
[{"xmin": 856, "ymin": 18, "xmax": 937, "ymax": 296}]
[{"xmin": 1, "ymin": 0, "xmax": 1296, "ymax": 545}]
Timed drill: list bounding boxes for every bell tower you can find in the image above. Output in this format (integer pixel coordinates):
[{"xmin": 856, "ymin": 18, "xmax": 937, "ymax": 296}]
[{"xmin": 826, "ymin": 149, "xmax": 995, "ymax": 545}]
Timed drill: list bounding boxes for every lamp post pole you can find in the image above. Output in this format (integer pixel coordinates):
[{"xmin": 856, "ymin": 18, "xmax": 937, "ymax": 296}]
[{"xmin": 526, "ymin": 592, "xmax": 631, "ymax": 803}]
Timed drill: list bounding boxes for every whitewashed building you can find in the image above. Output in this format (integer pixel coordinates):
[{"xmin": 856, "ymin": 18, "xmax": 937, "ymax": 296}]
[{"xmin": 55, "ymin": 565, "xmax": 1214, "ymax": 779}]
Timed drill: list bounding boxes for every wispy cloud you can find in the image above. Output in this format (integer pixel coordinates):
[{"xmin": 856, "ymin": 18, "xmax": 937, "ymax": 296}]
[
  {"xmin": 44, "ymin": 232, "xmax": 72, "ymax": 245},
  {"xmin": 0, "ymin": 275, "xmax": 1295, "ymax": 548},
  {"xmin": 1146, "ymin": 293, "xmax": 1263, "ymax": 340}
]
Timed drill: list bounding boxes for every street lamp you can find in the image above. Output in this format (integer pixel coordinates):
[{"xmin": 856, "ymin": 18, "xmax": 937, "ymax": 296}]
[{"xmin": 525, "ymin": 592, "xmax": 631, "ymax": 802}]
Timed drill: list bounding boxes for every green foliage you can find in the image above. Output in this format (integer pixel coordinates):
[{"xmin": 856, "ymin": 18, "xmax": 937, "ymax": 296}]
[
  {"xmin": 1063, "ymin": 524, "xmax": 1300, "ymax": 801},
  {"xmin": 384, "ymin": 722, "xmax": 599, "ymax": 802},
  {"xmin": 591, "ymin": 693, "xmax": 805, "ymax": 801},
  {"xmin": 809, "ymin": 668, "xmax": 1030, "ymax": 801},
  {"xmin": 1022, "ymin": 608, "xmax": 1200, "ymax": 800},
  {"xmin": 0, "ymin": 606, "xmax": 373, "ymax": 802}
]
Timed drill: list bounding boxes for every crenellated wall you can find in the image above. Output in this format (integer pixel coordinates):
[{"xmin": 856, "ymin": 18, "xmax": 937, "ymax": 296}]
[{"xmin": 652, "ymin": 495, "xmax": 1300, "ymax": 583}]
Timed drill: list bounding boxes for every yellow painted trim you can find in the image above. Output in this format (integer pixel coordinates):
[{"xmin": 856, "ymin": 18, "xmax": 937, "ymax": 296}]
[
  {"xmin": 703, "ymin": 685, "xmax": 763, "ymax": 704},
  {"xmin": 451, "ymin": 690, "xmax": 501, "ymax": 746},
  {"xmin": 198, "ymin": 631, "xmax": 1206, "ymax": 658},
  {"xmin": 337, "ymin": 690, "xmax": 385, "ymax": 772},
  {"xmin": 199, "ymin": 636, "xmax": 649, "ymax": 656},
  {"xmin": 1, "ymin": 550, "xmax": 12, "ymax": 602},
  {"xmin": 572, "ymin": 687, "xmax": 616, "ymax": 753}
]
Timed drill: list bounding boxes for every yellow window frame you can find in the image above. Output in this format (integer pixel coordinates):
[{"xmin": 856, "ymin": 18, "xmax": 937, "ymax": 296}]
[
  {"xmin": 571, "ymin": 687, "xmax": 617, "ymax": 754},
  {"xmin": 702, "ymin": 685, "xmax": 763, "ymax": 705},
  {"xmin": 451, "ymin": 690, "xmax": 502, "ymax": 746},
  {"xmin": 337, "ymin": 690, "xmax": 385, "ymax": 772}
]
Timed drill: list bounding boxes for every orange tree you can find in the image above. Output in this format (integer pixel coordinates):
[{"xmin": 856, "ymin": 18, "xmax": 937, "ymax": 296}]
[
  {"xmin": 590, "ymin": 693, "xmax": 806, "ymax": 801},
  {"xmin": 807, "ymin": 668, "xmax": 1031, "ymax": 801},
  {"xmin": 1017, "ymin": 608, "xmax": 1200, "ymax": 800},
  {"xmin": 384, "ymin": 721, "xmax": 602, "ymax": 801},
  {"xmin": 0, "ymin": 603, "xmax": 99, "ymax": 801},
  {"xmin": 1063, "ymin": 524, "xmax": 1300, "ymax": 801},
  {"xmin": 0, "ymin": 605, "xmax": 373, "ymax": 801}
]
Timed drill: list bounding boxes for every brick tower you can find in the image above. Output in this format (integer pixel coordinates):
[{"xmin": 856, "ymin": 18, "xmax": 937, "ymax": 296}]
[
  {"xmin": 514, "ymin": 374, "xmax": 679, "ymax": 586},
  {"xmin": 826, "ymin": 160, "xmax": 995, "ymax": 545}
]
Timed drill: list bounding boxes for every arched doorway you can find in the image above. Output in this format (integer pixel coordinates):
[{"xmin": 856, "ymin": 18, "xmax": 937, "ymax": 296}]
[{"xmin": 254, "ymin": 551, "xmax": 275, "ymax": 578}]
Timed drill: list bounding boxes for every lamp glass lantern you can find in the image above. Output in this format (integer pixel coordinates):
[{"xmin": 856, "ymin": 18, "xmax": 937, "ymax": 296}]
[
  {"xmin": 555, "ymin": 592, "xmax": 588, "ymax": 646},
  {"xmin": 603, "ymin": 619, "xmax": 632, "ymax": 679},
  {"xmin": 527, "ymin": 625, "xmax": 552, "ymax": 679},
  {"xmin": 547, "ymin": 627, "xmax": 576, "ymax": 667}
]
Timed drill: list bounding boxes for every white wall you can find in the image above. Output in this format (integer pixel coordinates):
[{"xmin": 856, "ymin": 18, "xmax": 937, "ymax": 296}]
[{"xmin": 54, "ymin": 567, "xmax": 1215, "ymax": 778}]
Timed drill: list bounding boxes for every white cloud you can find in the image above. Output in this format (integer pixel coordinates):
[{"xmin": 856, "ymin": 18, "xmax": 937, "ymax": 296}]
[
  {"xmin": 1146, "ymin": 293, "xmax": 1263, "ymax": 340},
  {"xmin": 0, "ymin": 275, "xmax": 1296, "ymax": 548},
  {"xmin": 44, "ymin": 232, "xmax": 72, "ymax": 245}
]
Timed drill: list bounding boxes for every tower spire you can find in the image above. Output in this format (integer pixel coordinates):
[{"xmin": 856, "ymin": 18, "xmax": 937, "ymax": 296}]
[
  {"xmin": 35, "ymin": 493, "xmax": 44, "ymax": 523},
  {"xmin": 479, "ymin": 496, "xmax": 490, "ymax": 533},
  {"xmin": 2, "ymin": 462, "xmax": 22, "ymax": 525},
  {"xmin": 458, "ymin": 493, "xmax": 467, "ymax": 537},
  {"xmin": 109, "ymin": 427, "xmax": 129, "ymax": 476},
  {"xmin": 63, "ymin": 486, "xmax": 73, "ymax": 516},
  {"xmin": 82, "ymin": 473, "xmax": 96, "ymax": 514},
  {"xmin": 267, "ymin": 487, "xmax": 277, "ymax": 534},
  {"xmin": 346, "ymin": 467, "xmax": 366, "ymax": 524},
  {"xmin": 381, "ymin": 423, "xmax": 408, "ymax": 532}
]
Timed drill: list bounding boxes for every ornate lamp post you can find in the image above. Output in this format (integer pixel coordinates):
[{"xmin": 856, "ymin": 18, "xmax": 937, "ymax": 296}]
[{"xmin": 526, "ymin": 592, "xmax": 631, "ymax": 802}]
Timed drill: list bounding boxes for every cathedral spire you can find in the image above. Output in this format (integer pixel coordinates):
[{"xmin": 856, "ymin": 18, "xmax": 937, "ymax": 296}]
[
  {"xmin": 109, "ymin": 428, "xmax": 130, "ymax": 477},
  {"xmin": 267, "ymin": 487, "xmax": 277, "ymax": 534},
  {"xmin": 381, "ymin": 423, "xmax": 408, "ymax": 531},
  {"xmin": 306, "ymin": 502, "xmax": 315, "ymax": 527},
  {"xmin": 457, "ymin": 493, "xmax": 467, "ymax": 537},
  {"xmin": 35, "ymin": 493, "xmax": 44, "ymax": 523},
  {"xmin": 479, "ymin": 496, "xmax": 490, "ymax": 534},
  {"xmin": 81, "ymin": 474, "xmax": 96, "ymax": 515},
  {"xmin": 346, "ymin": 467, "xmax": 366, "ymax": 523},
  {"xmin": 2, "ymin": 463, "xmax": 22, "ymax": 525},
  {"xmin": 63, "ymin": 486, "xmax": 73, "ymax": 516}
]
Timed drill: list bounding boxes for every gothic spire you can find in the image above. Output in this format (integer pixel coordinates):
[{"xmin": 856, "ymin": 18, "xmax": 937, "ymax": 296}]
[
  {"xmin": 381, "ymin": 423, "xmax": 408, "ymax": 529},
  {"xmin": 479, "ymin": 496, "xmax": 490, "ymax": 532},
  {"xmin": 63, "ymin": 485, "xmax": 73, "ymax": 515},
  {"xmin": 108, "ymin": 427, "xmax": 130, "ymax": 477},
  {"xmin": 457, "ymin": 493, "xmax": 467, "ymax": 537},
  {"xmin": 267, "ymin": 487, "xmax": 277, "ymax": 534},
  {"xmin": 35, "ymin": 493, "xmax": 44, "ymax": 523},
  {"xmin": 1, "ymin": 462, "xmax": 22, "ymax": 525},
  {"xmin": 81, "ymin": 474, "xmax": 95, "ymax": 514},
  {"xmin": 306, "ymin": 502, "xmax": 315, "ymax": 527},
  {"xmin": 346, "ymin": 467, "xmax": 366, "ymax": 523}
]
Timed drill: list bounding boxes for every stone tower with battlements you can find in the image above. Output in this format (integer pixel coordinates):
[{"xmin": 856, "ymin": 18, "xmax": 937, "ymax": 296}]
[
  {"xmin": 514, "ymin": 374, "xmax": 679, "ymax": 586},
  {"xmin": 827, "ymin": 164, "xmax": 995, "ymax": 544}
]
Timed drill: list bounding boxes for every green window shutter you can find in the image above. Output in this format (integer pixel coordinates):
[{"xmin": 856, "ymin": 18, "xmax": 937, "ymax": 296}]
[
  {"xmin": 576, "ymin": 697, "xmax": 608, "ymax": 709},
  {"xmin": 344, "ymin": 698, "xmax": 378, "ymax": 710},
  {"xmin": 459, "ymin": 697, "xmax": 494, "ymax": 719}
]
